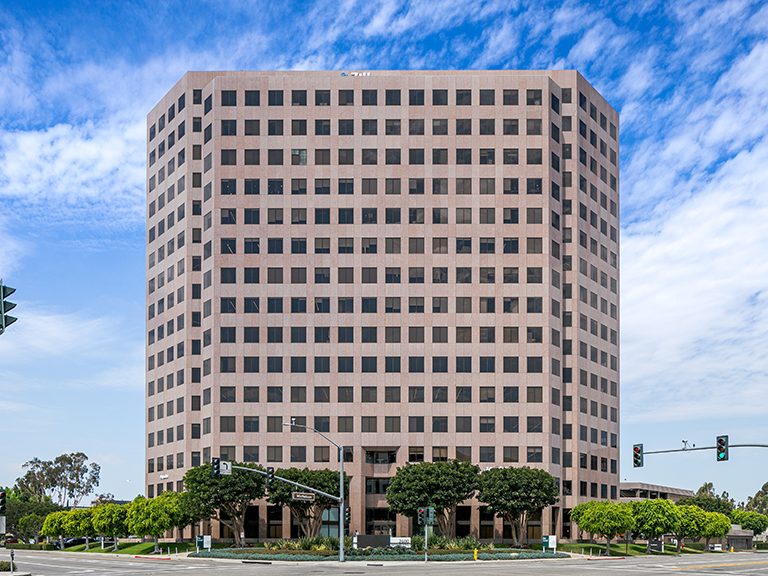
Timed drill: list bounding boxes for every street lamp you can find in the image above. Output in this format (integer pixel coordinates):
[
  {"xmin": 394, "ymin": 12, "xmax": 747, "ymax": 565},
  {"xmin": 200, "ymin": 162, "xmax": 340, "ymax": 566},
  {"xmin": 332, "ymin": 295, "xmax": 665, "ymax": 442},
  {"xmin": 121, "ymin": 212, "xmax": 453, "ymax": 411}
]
[{"xmin": 283, "ymin": 421, "xmax": 345, "ymax": 562}]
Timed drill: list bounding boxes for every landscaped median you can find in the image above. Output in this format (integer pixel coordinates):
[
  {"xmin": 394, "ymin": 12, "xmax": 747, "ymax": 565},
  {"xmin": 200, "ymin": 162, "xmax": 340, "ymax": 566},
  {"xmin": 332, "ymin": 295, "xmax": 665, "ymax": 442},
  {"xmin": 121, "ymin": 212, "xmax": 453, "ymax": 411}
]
[{"xmin": 191, "ymin": 548, "xmax": 569, "ymax": 562}]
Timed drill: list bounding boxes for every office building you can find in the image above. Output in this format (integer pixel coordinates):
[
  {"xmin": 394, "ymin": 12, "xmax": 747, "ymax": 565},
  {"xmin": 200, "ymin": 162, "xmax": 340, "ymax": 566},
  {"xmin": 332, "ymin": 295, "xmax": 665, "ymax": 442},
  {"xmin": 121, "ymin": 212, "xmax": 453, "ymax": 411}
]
[{"xmin": 145, "ymin": 70, "xmax": 620, "ymax": 540}]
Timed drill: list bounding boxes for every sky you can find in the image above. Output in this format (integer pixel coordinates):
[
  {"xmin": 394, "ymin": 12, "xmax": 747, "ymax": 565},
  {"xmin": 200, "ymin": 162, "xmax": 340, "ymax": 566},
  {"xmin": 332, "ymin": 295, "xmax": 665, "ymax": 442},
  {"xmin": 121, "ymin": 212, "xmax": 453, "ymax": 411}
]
[{"xmin": 0, "ymin": 0, "xmax": 767, "ymax": 504}]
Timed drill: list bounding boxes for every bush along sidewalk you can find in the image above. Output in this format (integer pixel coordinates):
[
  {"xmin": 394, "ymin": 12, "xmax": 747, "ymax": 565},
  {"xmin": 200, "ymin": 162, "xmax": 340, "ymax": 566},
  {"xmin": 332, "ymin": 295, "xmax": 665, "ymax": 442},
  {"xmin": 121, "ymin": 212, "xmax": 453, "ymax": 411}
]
[{"xmin": 191, "ymin": 547, "xmax": 569, "ymax": 562}]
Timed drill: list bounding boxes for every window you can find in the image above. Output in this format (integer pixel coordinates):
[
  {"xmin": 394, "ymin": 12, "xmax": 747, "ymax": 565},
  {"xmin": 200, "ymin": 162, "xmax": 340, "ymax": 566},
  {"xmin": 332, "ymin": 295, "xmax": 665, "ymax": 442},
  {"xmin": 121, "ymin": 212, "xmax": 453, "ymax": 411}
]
[
  {"xmin": 409, "ymin": 89, "xmax": 424, "ymax": 105},
  {"xmin": 291, "ymin": 89, "xmax": 307, "ymax": 106},
  {"xmin": 268, "ymin": 90, "xmax": 283, "ymax": 106},
  {"xmin": 409, "ymin": 119, "xmax": 424, "ymax": 135},
  {"xmin": 456, "ymin": 89, "xmax": 471, "ymax": 105},
  {"xmin": 385, "ymin": 119, "xmax": 401, "ymax": 135},
  {"xmin": 479, "ymin": 118, "xmax": 495, "ymax": 135},
  {"xmin": 339, "ymin": 89, "xmax": 354, "ymax": 106},
  {"xmin": 315, "ymin": 119, "xmax": 331, "ymax": 135},
  {"xmin": 526, "ymin": 89, "xmax": 542, "ymax": 105},
  {"xmin": 527, "ymin": 148, "xmax": 543, "ymax": 164}
]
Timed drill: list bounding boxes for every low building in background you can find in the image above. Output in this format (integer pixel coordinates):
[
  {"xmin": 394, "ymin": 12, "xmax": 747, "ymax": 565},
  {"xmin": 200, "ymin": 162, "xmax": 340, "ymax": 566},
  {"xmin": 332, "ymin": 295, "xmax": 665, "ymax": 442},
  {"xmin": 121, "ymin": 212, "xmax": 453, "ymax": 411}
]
[{"xmin": 619, "ymin": 482, "xmax": 694, "ymax": 503}]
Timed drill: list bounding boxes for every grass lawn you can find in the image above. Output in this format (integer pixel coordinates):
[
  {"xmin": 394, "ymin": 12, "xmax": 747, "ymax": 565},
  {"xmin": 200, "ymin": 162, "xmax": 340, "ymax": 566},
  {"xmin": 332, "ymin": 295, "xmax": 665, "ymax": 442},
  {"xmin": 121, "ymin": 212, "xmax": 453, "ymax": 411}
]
[{"xmin": 61, "ymin": 541, "xmax": 215, "ymax": 555}]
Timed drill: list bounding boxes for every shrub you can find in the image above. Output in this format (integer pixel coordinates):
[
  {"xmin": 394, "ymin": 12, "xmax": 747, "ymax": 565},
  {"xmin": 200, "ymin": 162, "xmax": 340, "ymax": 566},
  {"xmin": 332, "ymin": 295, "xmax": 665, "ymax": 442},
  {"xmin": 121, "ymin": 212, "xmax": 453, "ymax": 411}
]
[{"xmin": 0, "ymin": 561, "xmax": 16, "ymax": 571}]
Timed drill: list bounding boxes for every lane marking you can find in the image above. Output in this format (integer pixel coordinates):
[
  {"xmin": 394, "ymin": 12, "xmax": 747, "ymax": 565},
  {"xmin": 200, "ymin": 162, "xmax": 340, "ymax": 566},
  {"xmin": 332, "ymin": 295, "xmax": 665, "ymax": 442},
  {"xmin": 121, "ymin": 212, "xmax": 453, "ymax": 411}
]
[{"xmin": 675, "ymin": 559, "xmax": 768, "ymax": 570}]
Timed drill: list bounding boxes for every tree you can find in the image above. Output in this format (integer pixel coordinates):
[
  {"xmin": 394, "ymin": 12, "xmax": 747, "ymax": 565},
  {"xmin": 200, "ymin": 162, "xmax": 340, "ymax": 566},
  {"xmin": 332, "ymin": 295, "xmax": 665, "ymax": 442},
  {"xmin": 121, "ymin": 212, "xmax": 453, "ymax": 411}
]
[
  {"xmin": 41, "ymin": 510, "xmax": 70, "ymax": 549},
  {"xmin": 92, "ymin": 503, "xmax": 128, "ymax": 551},
  {"xmin": 266, "ymin": 468, "xmax": 349, "ymax": 538},
  {"xmin": 2, "ymin": 487, "xmax": 61, "ymax": 535},
  {"xmin": 17, "ymin": 513, "xmax": 45, "ymax": 544},
  {"xmin": 126, "ymin": 494, "xmax": 180, "ymax": 553},
  {"xmin": 633, "ymin": 499, "xmax": 680, "ymax": 553},
  {"xmin": 14, "ymin": 453, "xmax": 100, "ymax": 507},
  {"xmin": 14, "ymin": 459, "xmax": 57, "ymax": 504},
  {"xmin": 571, "ymin": 501, "xmax": 634, "ymax": 555},
  {"xmin": 65, "ymin": 508, "xmax": 96, "ymax": 550},
  {"xmin": 569, "ymin": 500, "xmax": 596, "ymax": 539},
  {"xmin": 677, "ymin": 493, "xmax": 733, "ymax": 516},
  {"xmin": 701, "ymin": 511, "xmax": 731, "ymax": 549},
  {"xmin": 54, "ymin": 452, "xmax": 101, "ymax": 508},
  {"xmin": 696, "ymin": 482, "xmax": 715, "ymax": 497},
  {"xmin": 745, "ymin": 483, "xmax": 768, "ymax": 516},
  {"xmin": 183, "ymin": 462, "xmax": 266, "ymax": 547},
  {"xmin": 731, "ymin": 509, "xmax": 768, "ymax": 536},
  {"xmin": 386, "ymin": 460, "xmax": 479, "ymax": 538},
  {"xmin": 477, "ymin": 466, "xmax": 559, "ymax": 547},
  {"xmin": 176, "ymin": 490, "xmax": 210, "ymax": 541},
  {"xmin": 672, "ymin": 505, "xmax": 707, "ymax": 554}
]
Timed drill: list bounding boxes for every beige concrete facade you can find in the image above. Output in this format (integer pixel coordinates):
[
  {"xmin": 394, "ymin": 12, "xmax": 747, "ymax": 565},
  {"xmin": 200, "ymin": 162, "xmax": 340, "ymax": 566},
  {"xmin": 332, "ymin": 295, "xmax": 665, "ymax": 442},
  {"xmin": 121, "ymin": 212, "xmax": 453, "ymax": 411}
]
[{"xmin": 145, "ymin": 70, "xmax": 620, "ymax": 541}]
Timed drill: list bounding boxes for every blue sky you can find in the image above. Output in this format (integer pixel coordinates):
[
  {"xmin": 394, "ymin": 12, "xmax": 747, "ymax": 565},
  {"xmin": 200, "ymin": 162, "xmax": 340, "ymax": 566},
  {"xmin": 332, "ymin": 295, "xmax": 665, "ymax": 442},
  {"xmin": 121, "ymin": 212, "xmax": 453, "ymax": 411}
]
[{"xmin": 1, "ymin": 0, "xmax": 767, "ymax": 503}]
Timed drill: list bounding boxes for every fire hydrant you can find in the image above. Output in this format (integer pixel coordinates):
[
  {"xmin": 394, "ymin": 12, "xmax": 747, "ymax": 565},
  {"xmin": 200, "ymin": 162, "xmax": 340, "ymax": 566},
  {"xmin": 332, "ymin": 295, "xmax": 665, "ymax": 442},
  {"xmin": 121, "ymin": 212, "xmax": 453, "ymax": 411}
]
[{"xmin": 473, "ymin": 548, "xmax": 478, "ymax": 561}]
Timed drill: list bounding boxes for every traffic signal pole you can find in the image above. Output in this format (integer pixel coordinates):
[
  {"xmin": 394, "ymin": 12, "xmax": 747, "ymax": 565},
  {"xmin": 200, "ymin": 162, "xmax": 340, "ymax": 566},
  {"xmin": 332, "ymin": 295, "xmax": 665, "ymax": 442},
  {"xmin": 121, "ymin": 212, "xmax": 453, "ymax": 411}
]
[{"xmin": 636, "ymin": 442, "xmax": 768, "ymax": 462}]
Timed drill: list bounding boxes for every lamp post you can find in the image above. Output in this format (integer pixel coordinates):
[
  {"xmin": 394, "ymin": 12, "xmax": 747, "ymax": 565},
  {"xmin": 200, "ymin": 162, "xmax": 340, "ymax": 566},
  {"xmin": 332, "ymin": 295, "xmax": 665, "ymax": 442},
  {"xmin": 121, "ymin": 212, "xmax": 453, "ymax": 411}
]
[{"xmin": 283, "ymin": 421, "xmax": 345, "ymax": 562}]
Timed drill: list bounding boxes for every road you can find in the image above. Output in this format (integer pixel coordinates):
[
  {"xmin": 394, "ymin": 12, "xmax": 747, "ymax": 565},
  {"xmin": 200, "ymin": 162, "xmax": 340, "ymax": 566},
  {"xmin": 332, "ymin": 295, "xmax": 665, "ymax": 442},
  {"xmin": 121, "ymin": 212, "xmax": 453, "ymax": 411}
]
[{"xmin": 6, "ymin": 549, "xmax": 768, "ymax": 575}]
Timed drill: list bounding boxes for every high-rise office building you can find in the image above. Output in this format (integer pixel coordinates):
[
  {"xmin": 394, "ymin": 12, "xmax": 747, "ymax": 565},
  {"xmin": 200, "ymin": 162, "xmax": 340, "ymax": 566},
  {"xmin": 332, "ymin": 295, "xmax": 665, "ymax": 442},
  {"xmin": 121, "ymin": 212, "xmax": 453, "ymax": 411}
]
[{"xmin": 145, "ymin": 71, "xmax": 619, "ymax": 540}]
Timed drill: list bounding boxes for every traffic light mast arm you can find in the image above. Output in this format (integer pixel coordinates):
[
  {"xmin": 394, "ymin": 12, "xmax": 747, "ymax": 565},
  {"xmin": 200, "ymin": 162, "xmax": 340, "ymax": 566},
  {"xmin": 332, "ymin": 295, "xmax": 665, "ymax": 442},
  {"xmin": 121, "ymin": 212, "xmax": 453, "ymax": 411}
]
[
  {"xmin": 229, "ymin": 464, "xmax": 341, "ymax": 502},
  {"xmin": 640, "ymin": 443, "xmax": 768, "ymax": 455}
]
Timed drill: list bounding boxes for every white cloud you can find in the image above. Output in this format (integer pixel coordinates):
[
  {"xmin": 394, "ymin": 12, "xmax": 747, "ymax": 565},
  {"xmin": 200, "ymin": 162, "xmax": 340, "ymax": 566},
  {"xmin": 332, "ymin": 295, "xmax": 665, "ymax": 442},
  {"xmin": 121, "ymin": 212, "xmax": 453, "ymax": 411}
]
[
  {"xmin": 0, "ymin": 306, "xmax": 143, "ymax": 391},
  {"xmin": 621, "ymin": 137, "xmax": 768, "ymax": 423},
  {"xmin": 472, "ymin": 17, "xmax": 520, "ymax": 69}
]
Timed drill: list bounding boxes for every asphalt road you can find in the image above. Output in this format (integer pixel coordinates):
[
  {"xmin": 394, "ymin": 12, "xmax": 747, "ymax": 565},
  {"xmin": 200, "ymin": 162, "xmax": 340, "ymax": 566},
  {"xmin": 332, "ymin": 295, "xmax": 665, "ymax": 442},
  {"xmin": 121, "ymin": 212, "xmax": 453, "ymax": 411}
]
[{"xmin": 6, "ymin": 549, "xmax": 768, "ymax": 576}]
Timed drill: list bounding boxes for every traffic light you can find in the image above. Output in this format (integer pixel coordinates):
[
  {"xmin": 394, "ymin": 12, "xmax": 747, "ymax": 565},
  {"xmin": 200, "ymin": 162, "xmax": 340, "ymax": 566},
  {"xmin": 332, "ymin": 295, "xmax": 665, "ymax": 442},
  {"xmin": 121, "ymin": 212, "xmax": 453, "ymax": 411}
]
[
  {"xmin": 0, "ymin": 281, "xmax": 17, "ymax": 335},
  {"xmin": 633, "ymin": 444, "xmax": 644, "ymax": 468},
  {"xmin": 427, "ymin": 507, "xmax": 436, "ymax": 526},
  {"xmin": 267, "ymin": 466, "xmax": 275, "ymax": 483},
  {"xmin": 417, "ymin": 508, "xmax": 425, "ymax": 525},
  {"xmin": 211, "ymin": 457, "xmax": 221, "ymax": 478},
  {"xmin": 0, "ymin": 490, "xmax": 6, "ymax": 515},
  {"xmin": 344, "ymin": 507, "xmax": 350, "ymax": 524},
  {"xmin": 717, "ymin": 435, "xmax": 729, "ymax": 462}
]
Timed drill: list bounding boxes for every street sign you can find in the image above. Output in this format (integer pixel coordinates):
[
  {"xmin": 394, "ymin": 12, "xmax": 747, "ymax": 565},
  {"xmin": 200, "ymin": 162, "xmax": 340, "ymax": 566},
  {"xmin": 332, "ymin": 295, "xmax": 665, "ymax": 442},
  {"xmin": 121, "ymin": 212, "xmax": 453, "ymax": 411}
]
[
  {"xmin": 220, "ymin": 460, "xmax": 232, "ymax": 475},
  {"xmin": 291, "ymin": 491, "xmax": 316, "ymax": 502}
]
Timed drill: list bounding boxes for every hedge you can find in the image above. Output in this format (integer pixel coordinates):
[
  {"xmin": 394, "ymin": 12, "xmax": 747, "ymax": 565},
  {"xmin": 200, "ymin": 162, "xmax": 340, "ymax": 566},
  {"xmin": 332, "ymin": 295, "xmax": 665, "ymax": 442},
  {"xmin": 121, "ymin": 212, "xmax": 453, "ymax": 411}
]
[{"xmin": 191, "ymin": 548, "xmax": 569, "ymax": 562}]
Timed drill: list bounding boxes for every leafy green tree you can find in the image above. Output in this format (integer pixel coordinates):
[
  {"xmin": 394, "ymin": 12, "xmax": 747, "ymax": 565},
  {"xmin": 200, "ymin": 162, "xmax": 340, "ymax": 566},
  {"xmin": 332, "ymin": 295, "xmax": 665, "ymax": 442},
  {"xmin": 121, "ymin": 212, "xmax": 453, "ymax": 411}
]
[
  {"xmin": 678, "ymin": 494, "xmax": 734, "ymax": 515},
  {"xmin": 126, "ymin": 494, "xmax": 181, "ymax": 553},
  {"xmin": 92, "ymin": 503, "xmax": 128, "ymax": 551},
  {"xmin": 173, "ymin": 490, "xmax": 206, "ymax": 542},
  {"xmin": 633, "ymin": 499, "xmax": 680, "ymax": 553},
  {"xmin": 65, "ymin": 508, "xmax": 96, "ymax": 550},
  {"xmin": 183, "ymin": 462, "xmax": 266, "ymax": 547},
  {"xmin": 41, "ymin": 510, "xmax": 70, "ymax": 549},
  {"xmin": 672, "ymin": 505, "xmax": 707, "ymax": 554},
  {"xmin": 17, "ymin": 513, "xmax": 45, "ymax": 544},
  {"xmin": 571, "ymin": 501, "xmax": 634, "ymax": 555},
  {"xmin": 2, "ymin": 487, "xmax": 61, "ymax": 535},
  {"xmin": 386, "ymin": 460, "xmax": 479, "ymax": 538},
  {"xmin": 731, "ymin": 509, "xmax": 768, "ymax": 535},
  {"xmin": 745, "ymin": 482, "xmax": 768, "ymax": 515},
  {"xmin": 696, "ymin": 482, "xmax": 715, "ymax": 497},
  {"xmin": 701, "ymin": 511, "xmax": 731, "ymax": 549},
  {"xmin": 477, "ymin": 466, "xmax": 559, "ymax": 546},
  {"xmin": 680, "ymin": 482, "xmax": 737, "ymax": 512},
  {"xmin": 266, "ymin": 468, "xmax": 349, "ymax": 538},
  {"xmin": 14, "ymin": 453, "xmax": 100, "ymax": 507},
  {"xmin": 569, "ymin": 500, "xmax": 596, "ymax": 538},
  {"xmin": 14, "ymin": 459, "xmax": 58, "ymax": 504}
]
